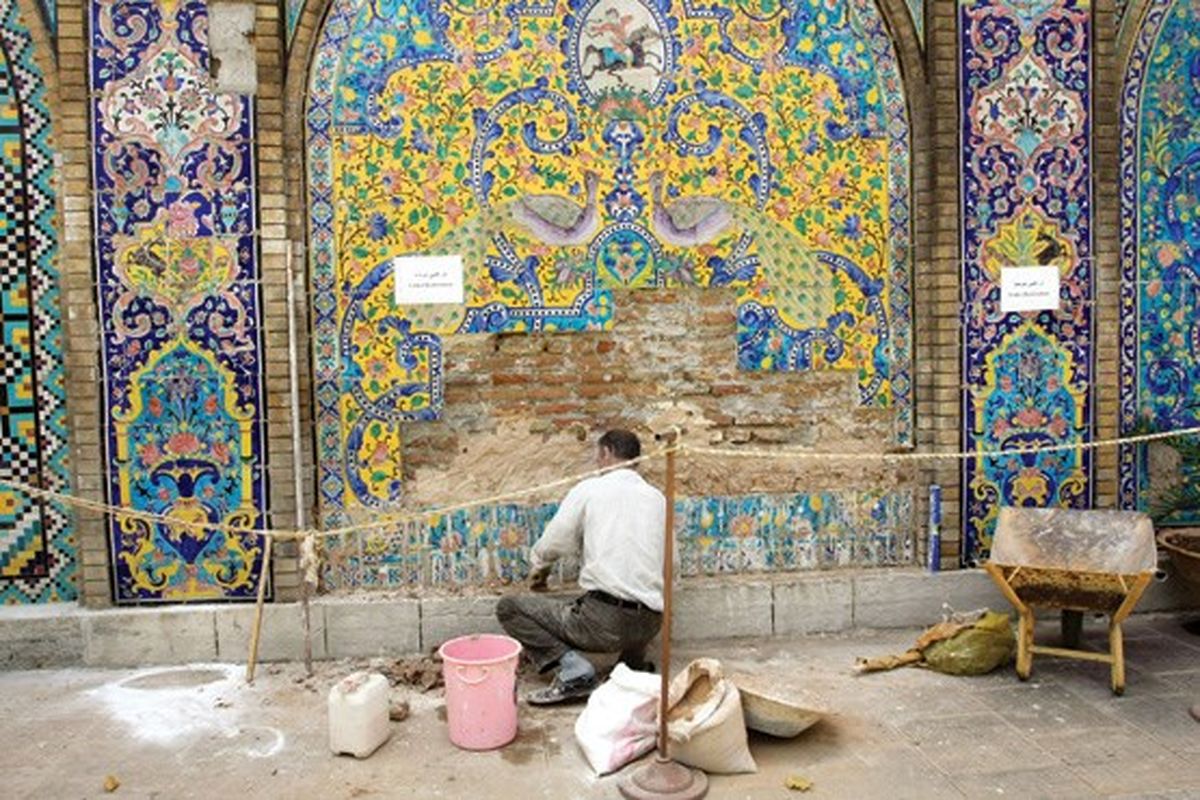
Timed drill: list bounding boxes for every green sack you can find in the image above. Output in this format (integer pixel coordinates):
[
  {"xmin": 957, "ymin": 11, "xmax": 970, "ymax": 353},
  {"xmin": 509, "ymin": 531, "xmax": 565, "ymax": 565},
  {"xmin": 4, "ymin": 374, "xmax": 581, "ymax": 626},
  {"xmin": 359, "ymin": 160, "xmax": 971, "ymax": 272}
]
[{"xmin": 922, "ymin": 611, "xmax": 1015, "ymax": 676}]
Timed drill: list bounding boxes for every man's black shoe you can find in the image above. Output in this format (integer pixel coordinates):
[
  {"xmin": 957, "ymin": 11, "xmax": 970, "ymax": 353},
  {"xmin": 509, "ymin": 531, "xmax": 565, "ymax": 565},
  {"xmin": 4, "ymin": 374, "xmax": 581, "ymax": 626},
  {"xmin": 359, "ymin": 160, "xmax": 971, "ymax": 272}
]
[
  {"xmin": 620, "ymin": 658, "xmax": 656, "ymax": 674},
  {"xmin": 526, "ymin": 673, "xmax": 599, "ymax": 705}
]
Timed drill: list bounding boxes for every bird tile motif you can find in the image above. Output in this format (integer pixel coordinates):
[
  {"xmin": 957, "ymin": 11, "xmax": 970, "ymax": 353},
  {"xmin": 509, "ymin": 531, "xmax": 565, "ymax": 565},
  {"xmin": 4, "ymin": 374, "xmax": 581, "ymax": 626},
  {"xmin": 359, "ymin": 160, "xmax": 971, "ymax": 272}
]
[{"xmin": 307, "ymin": 0, "xmax": 914, "ymax": 545}]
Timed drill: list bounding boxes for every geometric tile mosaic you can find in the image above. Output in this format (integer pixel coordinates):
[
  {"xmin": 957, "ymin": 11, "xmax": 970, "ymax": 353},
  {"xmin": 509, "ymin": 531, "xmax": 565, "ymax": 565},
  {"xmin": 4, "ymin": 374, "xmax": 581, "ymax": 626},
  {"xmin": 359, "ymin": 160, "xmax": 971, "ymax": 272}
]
[
  {"xmin": 0, "ymin": 0, "xmax": 74, "ymax": 604},
  {"xmin": 959, "ymin": 0, "xmax": 1095, "ymax": 563},
  {"xmin": 306, "ymin": 0, "xmax": 913, "ymax": 547},
  {"xmin": 1118, "ymin": 0, "xmax": 1200, "ymax": 523},
  {"xmin": 90, "ymin": 0, "xmax": 270, "ymax": 602}
]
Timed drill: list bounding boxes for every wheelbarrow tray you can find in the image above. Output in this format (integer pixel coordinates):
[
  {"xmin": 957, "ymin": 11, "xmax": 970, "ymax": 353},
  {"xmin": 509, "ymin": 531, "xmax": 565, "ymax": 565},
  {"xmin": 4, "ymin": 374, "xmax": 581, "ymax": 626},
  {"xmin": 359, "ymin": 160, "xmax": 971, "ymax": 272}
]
[
  {"xmin": 991, "ymin": 564, "xmax": 1143, "ymax": 615},
  {"xmin": 983, "ymin": 508, "xmax": 1157, "ymax": 695}
]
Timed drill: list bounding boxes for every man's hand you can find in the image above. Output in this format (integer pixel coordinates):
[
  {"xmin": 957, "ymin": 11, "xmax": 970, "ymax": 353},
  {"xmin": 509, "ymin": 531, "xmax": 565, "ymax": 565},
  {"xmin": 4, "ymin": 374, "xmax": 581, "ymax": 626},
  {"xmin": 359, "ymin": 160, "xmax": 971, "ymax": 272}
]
[{"xmin": 528, "ymin": 564, "xmax": 551, "ymax": 592}]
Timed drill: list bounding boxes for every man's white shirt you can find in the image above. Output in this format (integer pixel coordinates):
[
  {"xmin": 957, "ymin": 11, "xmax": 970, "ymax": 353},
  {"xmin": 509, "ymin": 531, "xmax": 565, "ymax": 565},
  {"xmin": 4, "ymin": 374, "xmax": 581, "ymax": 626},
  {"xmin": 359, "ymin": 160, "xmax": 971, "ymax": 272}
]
[{"xmin": 530, "ymin": 467, "xmax": 672, "ymax": 611}]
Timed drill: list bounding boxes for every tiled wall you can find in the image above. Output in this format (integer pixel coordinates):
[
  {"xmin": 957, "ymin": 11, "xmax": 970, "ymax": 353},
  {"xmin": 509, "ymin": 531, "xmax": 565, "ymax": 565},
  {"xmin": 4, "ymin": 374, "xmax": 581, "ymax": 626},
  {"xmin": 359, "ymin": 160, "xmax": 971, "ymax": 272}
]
[
  {"xmin": 1119, "ymin": 0, "xmax": 1200, "ymax": 522},
  {"xmin": 959, "ymin": 0, "xmax": 1095, "ymax": 562},
  {"xmin": 305, "ymin": 0, "xmax": 914, "ymax": 576},
  {"xmin": 89, "ymin": 0, "xmax": 270, "ymax": 602},
  {"xmin": 324, "ymin": 490, "xmax": 913, "ymax": 590},
  {"xmin": 0, "ymin": 0, "xmax": 74, "ymax": 603}
]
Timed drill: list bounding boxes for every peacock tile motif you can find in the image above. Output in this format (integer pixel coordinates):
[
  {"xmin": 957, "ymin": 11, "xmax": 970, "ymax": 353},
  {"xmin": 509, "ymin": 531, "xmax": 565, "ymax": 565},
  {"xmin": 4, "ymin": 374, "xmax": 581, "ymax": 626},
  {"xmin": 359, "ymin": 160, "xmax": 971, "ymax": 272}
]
[{"xmin": 307, "ymin": 0, "xmax": 913, "ymax": 530}]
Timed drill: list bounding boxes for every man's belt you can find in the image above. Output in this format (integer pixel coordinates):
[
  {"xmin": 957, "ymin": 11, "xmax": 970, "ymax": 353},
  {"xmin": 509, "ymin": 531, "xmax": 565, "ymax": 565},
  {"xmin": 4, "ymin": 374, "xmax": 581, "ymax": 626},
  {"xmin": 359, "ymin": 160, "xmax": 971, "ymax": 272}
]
[{"xmin": 588, "ymin": 590, "xmax": 655, "ymax": 612}]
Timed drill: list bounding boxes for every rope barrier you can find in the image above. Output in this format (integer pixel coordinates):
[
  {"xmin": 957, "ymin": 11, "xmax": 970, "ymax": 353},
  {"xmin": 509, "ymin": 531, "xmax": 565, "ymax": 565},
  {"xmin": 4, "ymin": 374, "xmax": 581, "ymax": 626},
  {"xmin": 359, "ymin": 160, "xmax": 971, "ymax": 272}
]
[
  {"xmin": 2, "ymin": 425, "xmax": 1198, "ymax": 541},
  {"xmin": 318, "ymin": 442, "xmax": 679, "ymax": 537},
  {"xmin": 685, "ymin": 425, "xmax": 1200, "ymax": 463}
]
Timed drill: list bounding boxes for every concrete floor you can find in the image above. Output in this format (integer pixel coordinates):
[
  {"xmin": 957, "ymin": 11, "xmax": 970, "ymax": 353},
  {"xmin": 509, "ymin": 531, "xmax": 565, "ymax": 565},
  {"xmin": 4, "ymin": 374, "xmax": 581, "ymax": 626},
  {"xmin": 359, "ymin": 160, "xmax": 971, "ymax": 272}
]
[{"xmin": 3, "ymin": 615, "xmax": 1200, "ymax": 800}]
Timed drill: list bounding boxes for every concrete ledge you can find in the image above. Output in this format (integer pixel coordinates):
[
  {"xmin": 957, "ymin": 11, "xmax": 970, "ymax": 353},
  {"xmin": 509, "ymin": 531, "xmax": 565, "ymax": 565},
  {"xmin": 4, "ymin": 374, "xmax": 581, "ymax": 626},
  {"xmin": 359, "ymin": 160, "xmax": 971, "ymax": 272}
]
[
  {"xmin": 1138, "ymin": 561, "xmax": 1200, "ymax": 613},
  {"xmin": 2, "ymin": 567, "xmax": 1196, "ymax": 669},
  {"xmin": 0, "ymin": 611, "xmax": 84, "ymax": 669},
  {"xmin": 83, "ymin": 607, "xmax": 217, "ymax": 667},
  {"xmin": 852, "ymin": 569, "xmax": 1008, "ymax": 629},
  {"xmin": 420, "ymin": 596, "xmax": 503, "ymax": 651},
  {"xmin": 674, "ymin": 581, "xmax": 773, "ymax": 640},
  {"xmin": 775, "ymin": 575, "xmax": 853, "ymax": 634},
  {"xmin": 215, "ymin": 603, "xmax": 328, "ymax": 663},
  {"xmin": 325, "ymin": 597, "xmax": 420, "ymax": 658}
]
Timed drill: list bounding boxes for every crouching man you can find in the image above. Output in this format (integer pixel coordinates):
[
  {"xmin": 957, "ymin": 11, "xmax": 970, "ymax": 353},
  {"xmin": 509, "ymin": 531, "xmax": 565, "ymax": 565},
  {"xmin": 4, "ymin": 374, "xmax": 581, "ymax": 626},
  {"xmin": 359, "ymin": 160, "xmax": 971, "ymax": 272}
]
[{"xmin": 496, "ymin": 429, "xmax": 666, "ymax": 705}]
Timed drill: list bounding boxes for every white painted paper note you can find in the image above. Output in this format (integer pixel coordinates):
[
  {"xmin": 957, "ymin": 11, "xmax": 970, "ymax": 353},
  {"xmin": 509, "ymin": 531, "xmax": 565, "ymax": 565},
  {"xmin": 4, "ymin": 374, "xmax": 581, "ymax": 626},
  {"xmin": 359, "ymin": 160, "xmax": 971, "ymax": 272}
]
[
  {"xmin": 393, "ymin": 255, "xmax": 464, "ymax": 305},
  {"xmin": 1000, "ymin": 265, "xmax": 1060, "ymax": 313}
]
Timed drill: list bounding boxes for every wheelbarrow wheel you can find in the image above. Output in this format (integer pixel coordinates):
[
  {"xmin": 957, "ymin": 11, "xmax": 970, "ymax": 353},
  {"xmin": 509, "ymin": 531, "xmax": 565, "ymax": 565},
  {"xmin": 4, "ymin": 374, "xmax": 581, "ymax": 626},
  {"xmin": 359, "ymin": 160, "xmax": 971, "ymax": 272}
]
[{"xmin": 1061, "ymin": 610, "xmax": 1083, "ymax": 648}]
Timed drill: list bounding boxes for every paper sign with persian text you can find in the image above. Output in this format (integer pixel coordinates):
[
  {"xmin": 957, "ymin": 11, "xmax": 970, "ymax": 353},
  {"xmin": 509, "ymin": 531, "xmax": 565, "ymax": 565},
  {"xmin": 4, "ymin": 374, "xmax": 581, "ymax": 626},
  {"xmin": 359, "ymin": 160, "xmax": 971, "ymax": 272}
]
[
  {"xmin": 1000, "ymin": 265, "xmax": 1060, "ymax": 313},
  {"xmin": 393, "ymin": 255, "xmax": 464, "ymax": 305}
]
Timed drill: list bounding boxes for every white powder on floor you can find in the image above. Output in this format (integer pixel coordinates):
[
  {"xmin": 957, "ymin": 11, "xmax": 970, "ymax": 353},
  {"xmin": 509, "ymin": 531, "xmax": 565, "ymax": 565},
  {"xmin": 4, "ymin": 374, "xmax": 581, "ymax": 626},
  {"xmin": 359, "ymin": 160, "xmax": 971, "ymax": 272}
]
[{"xmin": 85, "ymin": 663, "xmax": 286, "ymax": 757}]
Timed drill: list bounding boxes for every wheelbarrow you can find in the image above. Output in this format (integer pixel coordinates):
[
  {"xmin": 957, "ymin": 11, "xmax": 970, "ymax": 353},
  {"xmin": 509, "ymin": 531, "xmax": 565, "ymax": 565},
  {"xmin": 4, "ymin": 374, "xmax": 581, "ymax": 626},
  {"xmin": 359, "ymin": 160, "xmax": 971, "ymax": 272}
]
[{"xmin": 983, "ymin": 507, "xmax": 1156, "ymax": 695}]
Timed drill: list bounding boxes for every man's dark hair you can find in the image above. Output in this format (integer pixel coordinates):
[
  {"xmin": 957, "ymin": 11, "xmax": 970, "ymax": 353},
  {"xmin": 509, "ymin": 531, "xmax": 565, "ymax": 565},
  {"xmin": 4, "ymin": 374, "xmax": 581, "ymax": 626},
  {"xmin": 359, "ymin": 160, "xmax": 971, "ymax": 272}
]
[{"xmin": 599, "ymin": 429, "xmax": 641, "ymax": 461}]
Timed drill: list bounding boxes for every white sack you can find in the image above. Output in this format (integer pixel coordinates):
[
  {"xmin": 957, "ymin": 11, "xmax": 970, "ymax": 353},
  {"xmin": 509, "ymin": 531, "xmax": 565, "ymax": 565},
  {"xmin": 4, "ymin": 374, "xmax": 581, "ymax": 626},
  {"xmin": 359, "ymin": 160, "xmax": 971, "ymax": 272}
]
[
  {"xmin": 574, "ymin": 664, "xmax": 660, "ymax": 775},
  {"xmin": 665, "ymin": 658, "xmax": 756, "ymax": 774}
]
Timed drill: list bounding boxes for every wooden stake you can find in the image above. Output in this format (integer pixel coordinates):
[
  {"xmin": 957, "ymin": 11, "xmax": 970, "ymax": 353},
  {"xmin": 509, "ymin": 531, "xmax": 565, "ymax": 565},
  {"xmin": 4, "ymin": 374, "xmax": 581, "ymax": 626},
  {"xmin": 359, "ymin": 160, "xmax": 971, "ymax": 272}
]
[
  {"xmin": 284, "ymin": 241, "xmax": 313, "ymax": 677},
  {"xmin": 301, "ymin": 535, "xmax": 314, "ymax": 676},
  {"xmin": 657, "ymin": 435, "xmax": 678, "ymax": 760},
  {"xmin": 246, "ymin": 533, "xmax": 273, "ymax": 684}
]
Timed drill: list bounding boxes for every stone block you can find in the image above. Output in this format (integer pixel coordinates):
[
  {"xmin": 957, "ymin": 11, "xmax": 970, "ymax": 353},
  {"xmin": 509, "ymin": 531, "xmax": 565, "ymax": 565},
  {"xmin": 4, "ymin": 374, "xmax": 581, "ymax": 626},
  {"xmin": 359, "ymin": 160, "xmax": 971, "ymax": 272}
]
[
  {"xmin": 0, "ymin": 606, "xmax": 84, "ymax": 668},
  {"xmin": 82, "ymin": 606, "xmax": 218, "ymax": 667},
  {"xmin": 853, "ymin": 569, "xmax": 1007, "ymax": 629},
  {"xmin": 774, "ymin": 575, "xmax": 854, "ymax": 635},
  {"xmin": 673, "ymin": 581, "xmax": 773, "ymax": 640},
  {"xmin": 325, "ymin": 598, "xmax": 420, "ymax": 658},
  {"xmin": 214, "ymin": 602, "xmax": 327, "ymax": 663},
  {"xmin": 209, "ymin": 1, "xmax": 258, "ymax": 94},
  {"xmin": 1136, "ymin": 561, "xmax": 1200, "ymax": 613},
  {"xmin": 420, "ymin": 595, "xmax": 504, "ymax": 652}
]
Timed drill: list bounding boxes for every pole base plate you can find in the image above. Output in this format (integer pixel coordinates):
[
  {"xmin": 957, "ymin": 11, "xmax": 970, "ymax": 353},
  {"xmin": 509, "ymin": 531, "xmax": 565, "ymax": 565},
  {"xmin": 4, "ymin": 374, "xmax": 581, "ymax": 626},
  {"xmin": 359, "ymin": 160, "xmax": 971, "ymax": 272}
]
[{"xmin": 618, "ymin": 757, "xmax": 708, "ymax": 800}]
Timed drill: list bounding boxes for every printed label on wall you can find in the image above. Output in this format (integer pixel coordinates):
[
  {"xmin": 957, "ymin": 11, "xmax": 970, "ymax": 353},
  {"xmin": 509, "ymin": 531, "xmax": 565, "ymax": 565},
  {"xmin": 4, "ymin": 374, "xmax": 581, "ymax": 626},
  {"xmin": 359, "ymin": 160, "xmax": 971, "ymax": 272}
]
[
  {"xmin": 393, "ymin": 255, "xmax": 465, "ymax": 305},
  {"xmin": 1000, "ymin": 266, "xmax": 1060, "ymax": 314}
]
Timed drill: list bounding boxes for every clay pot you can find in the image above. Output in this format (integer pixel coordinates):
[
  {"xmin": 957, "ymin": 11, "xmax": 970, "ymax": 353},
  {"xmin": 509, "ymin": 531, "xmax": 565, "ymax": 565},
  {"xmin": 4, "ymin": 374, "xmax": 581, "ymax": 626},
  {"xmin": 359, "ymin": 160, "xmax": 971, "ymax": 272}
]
[{"xmin": 1157, "ymin": 528, "xmax": 1200, "ymax": 591}]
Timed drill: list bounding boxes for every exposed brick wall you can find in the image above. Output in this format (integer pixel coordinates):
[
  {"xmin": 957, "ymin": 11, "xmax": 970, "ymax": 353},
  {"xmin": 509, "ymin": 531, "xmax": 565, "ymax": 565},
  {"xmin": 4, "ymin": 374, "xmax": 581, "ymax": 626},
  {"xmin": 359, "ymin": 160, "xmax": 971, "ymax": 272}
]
[
  {"xmin": 56, "ymin": 0, "xmax": 109, "ymax": 606},
  {"xmin": 927, "ymin": 0, "xmax": 964, "ymax": 564},
  {"xmin": 401, "ymin": 288, "xmax": 915, "ymax": 507},
  {"xmin": 1093, "ymin": 0, "xmax": 1121, "ymax": 511},
  {"xmin": 252, "ymin": 0, "xmax": 307, "ymax": 601}
]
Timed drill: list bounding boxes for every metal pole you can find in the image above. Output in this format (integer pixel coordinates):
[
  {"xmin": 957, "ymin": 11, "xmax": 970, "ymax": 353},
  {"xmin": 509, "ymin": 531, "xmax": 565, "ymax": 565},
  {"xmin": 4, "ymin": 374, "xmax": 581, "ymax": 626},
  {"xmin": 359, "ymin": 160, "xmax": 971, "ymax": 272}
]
[
  {"xmin": 619, "ymin": 432, "xmax": 707, "ymax": 799},
  {"xmin": 657, "ymin": 438, "xmax": 677, "ymax": 759},
  {"xmin": 285, "ymin": 240, "xmax": 314, "ymax": 676}
]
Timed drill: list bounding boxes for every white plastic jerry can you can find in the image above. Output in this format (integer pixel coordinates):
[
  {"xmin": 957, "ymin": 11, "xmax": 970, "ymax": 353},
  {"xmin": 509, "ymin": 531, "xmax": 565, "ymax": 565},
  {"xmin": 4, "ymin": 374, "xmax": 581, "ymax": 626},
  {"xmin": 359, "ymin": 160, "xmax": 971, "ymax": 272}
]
[{"xmin": 328, "ymin": 671, "xmax": 391, "ymax": 758}]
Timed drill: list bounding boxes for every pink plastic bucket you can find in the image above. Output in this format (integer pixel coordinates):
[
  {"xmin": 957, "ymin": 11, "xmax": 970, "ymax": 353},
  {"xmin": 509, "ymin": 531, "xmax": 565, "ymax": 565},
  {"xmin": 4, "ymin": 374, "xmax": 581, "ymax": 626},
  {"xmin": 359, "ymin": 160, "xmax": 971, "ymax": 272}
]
[{"xmin": 438, "ymin": 634, "xmax": 523, "ymax": 750}]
